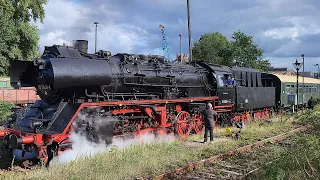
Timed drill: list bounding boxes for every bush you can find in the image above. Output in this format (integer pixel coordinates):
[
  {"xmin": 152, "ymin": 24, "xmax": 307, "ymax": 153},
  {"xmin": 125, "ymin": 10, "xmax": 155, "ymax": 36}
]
[
  {"xmin": 294, "ymin": 105, "xmax": 320, "ymax": 126},
  {"xmin": 0, "ymin": 101, "xmax": 13, "ymax": 123}
]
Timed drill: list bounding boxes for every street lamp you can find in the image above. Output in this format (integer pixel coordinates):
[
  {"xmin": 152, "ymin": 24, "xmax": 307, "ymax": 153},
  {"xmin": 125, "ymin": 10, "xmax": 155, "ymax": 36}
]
[
  {"xmin": 315, "ymin": 64, "xmax": 319, "ymax": 79},
  {"xmin": 94, "ymin": 22, "xmax": 99, "ymax": 53},
  {"xmin": 301, "ymin": 54, "xmax": 305, "ymax": 104},
  {"xmin": 315, "ymin": 63, "xmax": 319, "ymax": 98},
  {"xmin": 186, "ymin": 0, "xmax": 192, "ymax": 62},
  {"xmin": 293, "ymin": 59, "xmax": 302, "ymax": 108},
  {"xmin": 179, "ymin": 34, "xmax": 182, "ymax": 62}
]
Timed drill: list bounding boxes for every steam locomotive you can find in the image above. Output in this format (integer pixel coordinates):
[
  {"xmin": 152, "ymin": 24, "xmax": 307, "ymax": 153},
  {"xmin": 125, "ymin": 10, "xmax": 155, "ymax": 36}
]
[{"xmin": 0, "ymin": 40, "xmax": 277, "ymax": 168}]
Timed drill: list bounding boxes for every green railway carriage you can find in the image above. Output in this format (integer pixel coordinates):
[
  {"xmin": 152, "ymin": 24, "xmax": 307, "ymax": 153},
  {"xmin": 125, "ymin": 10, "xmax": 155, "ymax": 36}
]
[
  {"xmin": 262, "ymin": 73, "xmax": 320, "ymax": 109},
  {"xmin": 0, "ymin": 77, "xmax": 11, "ymax": 88}
]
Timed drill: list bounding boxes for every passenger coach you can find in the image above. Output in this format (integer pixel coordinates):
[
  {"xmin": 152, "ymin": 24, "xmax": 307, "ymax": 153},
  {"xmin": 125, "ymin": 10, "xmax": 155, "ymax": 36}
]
[{"xmin": 262, "ymin": 73, "xmax": 320, "ymax": 111}]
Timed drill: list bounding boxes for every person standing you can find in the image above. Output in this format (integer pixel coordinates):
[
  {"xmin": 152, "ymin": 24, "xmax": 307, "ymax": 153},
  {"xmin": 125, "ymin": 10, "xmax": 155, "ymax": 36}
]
[
  {"xmin": 202, "ymin": 102, "xmax": 217, "ymax": 143},
  {"xmin": 308, "ymin": 97, "xmax": 314, "ymax": 110}
]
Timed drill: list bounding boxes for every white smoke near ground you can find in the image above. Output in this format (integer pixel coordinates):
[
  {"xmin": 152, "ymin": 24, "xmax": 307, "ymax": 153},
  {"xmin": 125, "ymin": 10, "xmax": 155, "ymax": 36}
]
[{"xmin": 50, "ymin": 107, "xmax": 177, "ymax": 166}]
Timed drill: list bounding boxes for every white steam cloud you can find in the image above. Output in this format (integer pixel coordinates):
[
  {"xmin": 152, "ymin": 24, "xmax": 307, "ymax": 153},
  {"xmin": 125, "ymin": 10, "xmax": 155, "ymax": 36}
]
[{"xmin": 50, "ymin": 108, "xmax": 176, "ymax": 166}]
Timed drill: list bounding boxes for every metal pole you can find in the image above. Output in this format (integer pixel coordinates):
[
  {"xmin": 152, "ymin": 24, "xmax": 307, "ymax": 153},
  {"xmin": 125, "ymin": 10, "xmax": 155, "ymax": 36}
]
[
  {"xmin": 187, "ymin": 0, "xmax": 192, "ymax": 62},
  {"xmin": 94, "ymin": 22, "xmax": 99, "ymax": 53},
  {"xmin": 296, "ymin": 68, "xmax": 299, "ymax": 109},
  {"xmin": 317, "ymin": 64, "xmax": 319, "ymax": 79},
  {"xmin": 179, "ymin": 34, "xmax": 182, "ymax": 62},
  {"xmin": 317, "ymin": 64, "xmax": 319, "ymax": 98},
  {"xmin": 301, "ymin": 54, "xmax": 304, "ymax": 105}
]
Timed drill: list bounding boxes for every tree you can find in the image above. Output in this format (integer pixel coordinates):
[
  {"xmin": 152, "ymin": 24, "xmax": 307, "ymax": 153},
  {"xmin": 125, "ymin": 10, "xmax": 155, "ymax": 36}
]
[
  {"xmin": 192, "ymin": 32, "xmax": 233, "ymax": 66},
  {"xmin": 0, "ymin": 0, "xmax": 48, "ymax": 75},
  {"xmin": 192, "ymin": 30, "xmax": 270, "ymax": 72},
  {"xmin": 231, "ymin": 30, "xmax": 270, "ymax": 72}
]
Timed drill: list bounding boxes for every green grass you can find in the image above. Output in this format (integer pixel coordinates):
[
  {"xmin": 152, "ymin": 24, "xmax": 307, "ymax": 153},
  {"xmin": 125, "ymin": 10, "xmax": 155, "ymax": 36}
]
[{"xmin": 1, "ymin": 114, "xmax": 297, "ymax": 180}]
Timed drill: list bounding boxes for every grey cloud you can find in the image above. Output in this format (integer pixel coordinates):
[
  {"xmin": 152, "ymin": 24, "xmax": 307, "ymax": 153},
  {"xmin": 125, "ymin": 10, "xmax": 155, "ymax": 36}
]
[
  {"xmin": 268, "ymin": 33, "xmax": 320, "ymax": 58},
  {"xmin": 298, "ymin": 34, "xmax": 320, "ymax": 44},
  {"xmin": 38, "ymin": 0, "xmax": 320, "ymax": 69}
]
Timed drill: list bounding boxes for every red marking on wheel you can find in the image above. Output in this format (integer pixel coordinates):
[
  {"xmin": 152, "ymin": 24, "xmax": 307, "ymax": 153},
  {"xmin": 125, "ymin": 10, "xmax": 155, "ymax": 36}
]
[
  {"xmin": 254, "ymin": 112, "xmax": 262, "ymax": 120},
  {"xmin": 192, "ymin": 113, "xmax": 204, "ymax": 134},
  {"xmin": 233, "ymin": 115, "xmax": 241, "ymax": 123},
  {"xmin": 176, "ymin": 111, "xmax": 192, "ymax": 138},
  {"xmin": 175, "ymin": 104, "xmax": 182, "ymax": 113}
]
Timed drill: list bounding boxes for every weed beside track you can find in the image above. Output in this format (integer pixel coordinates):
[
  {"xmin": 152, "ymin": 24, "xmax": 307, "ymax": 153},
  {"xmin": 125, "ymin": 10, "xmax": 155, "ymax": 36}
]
[{"xmin": 167, "ymin": 133, "xmax": 300, "ymax": 180}]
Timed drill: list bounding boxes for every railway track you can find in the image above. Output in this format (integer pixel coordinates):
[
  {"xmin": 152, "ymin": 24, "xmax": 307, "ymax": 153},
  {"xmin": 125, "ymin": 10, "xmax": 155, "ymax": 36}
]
[
  {"xmin": 170, "ymin": 140, "xmax": 291, "ymax": 179},
  {"xmin": 152, "ymin": 125, "xmax": 309, "ymax": 180}
]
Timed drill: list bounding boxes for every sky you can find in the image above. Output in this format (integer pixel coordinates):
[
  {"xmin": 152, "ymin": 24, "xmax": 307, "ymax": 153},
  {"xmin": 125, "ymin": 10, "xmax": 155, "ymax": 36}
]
[{"xmin": 32, "ymin": 0, "xmax": 320, "ymax": 72}]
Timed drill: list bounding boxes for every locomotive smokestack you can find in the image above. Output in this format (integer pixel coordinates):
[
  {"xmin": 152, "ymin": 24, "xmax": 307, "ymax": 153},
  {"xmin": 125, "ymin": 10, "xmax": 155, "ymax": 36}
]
[{"xmin": 73, "ymin": 40, "xmax": 88, "ymax": 53}]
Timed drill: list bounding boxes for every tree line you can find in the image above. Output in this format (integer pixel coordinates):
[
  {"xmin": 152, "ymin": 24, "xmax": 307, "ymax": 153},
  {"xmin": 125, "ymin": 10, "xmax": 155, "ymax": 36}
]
[
  {"xmin": 192, "ymin": 31, "xmax": 270, "ymax": 72},
  {"xmin": 0, "ymin": 0, "xmax": 270, "ymax": 76}
]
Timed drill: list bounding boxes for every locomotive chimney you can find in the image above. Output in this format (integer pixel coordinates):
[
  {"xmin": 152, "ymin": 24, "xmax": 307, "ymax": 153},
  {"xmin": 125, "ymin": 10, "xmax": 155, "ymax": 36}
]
[{"xmin": 73, "ymin": 40, "xmax": 88, "ymax": 53}]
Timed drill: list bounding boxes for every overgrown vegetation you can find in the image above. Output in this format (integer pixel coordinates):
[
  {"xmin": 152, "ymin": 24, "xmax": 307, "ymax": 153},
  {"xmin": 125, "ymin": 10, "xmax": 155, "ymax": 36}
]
[
  {"xmin": 1, "ymin": 115, "xmax": 295, "ymax": 180},
  {"xmin": 0, "ymin": 100, "xmax": 13, "ymax": 123},
  {"xmin": 249, "ymin": 106, "xmax": 320, "ymax": 180}
]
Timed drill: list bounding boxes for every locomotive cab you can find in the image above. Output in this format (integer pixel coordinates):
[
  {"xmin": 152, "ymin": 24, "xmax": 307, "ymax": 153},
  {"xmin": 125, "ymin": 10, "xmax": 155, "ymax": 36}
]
[
  {"xmin": 213, "ymin": 71, "xmax": 235, "ymax": 106},
  {"xmin": 196, "ymin": 62, "xmax": 235, "ymax": 106}
]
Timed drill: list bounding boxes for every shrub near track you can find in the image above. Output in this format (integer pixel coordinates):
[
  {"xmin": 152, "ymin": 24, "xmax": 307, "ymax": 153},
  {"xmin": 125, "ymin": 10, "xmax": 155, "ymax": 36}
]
[
  {"xmin": 249, "ymin": 105, "xmax": 320, "ymax": 180},
  {"xmin": 0, "ymin": 101, "xmax": 13, "ymax": 125}
]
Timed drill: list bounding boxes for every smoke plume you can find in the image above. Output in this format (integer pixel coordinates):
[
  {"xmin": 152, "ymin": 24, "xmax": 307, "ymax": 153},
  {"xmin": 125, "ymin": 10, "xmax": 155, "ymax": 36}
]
[{"xmin": 50, "ymin": 108, "xmax": 176, "ymax": 166}]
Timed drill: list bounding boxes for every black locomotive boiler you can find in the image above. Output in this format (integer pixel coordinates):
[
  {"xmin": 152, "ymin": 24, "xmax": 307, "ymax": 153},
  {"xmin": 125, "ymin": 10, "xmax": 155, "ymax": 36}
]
[{"xmin": 11, "ymin": 40, "xmax": 218, "ymax": 104}]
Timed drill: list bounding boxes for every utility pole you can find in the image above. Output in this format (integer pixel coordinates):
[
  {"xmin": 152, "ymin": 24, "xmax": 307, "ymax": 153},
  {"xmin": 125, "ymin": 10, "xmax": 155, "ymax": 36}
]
[
  {"xmin": 94, "ymin": 22, "xmax": 99, "ymax": 53},
  {"xmin": 187, "ymin": 0, "xmax": 192, "ymax": 62},
  {"xmin": 315, "ymin": 64, "xmax": 320, "ymax": 79},
  {"xmin": 179, "ymin": 34, "xmax": 182, "ymax": 62},
  {"xmin": 301, "ymin": 54, "xmax": 305, "ymax": 105}
]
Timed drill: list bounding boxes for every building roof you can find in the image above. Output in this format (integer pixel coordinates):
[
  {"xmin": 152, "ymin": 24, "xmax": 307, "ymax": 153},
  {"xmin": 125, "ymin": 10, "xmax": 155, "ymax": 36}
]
[
  {"xmin": 272, "ymin": 74, "xmax": 320, "ymax": 84},
  {"xmin": 269, "ymin": 67, "xmax": 288, "ymax": 72}
]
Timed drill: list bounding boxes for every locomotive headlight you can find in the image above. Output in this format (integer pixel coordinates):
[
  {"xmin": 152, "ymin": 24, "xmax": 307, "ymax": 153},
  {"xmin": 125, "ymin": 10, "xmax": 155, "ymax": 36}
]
[
  {"xmin": 30, "ymin": 121, "xmax": 43, "ymax": 131},
  {"xmin": 7, "ymin": 116, "xmax": 16, "ymax": 123},
  {"xmin": 105, "ymin": 51, "xmax": 111, "ymax": 56},
  {"xmin": 7, "ymin": 117, "xmax": 12, "ymax": 122}
]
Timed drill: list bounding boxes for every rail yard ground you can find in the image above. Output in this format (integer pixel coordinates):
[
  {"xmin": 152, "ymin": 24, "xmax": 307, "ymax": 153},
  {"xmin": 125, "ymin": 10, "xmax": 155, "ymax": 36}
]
[{"xmin": 0, "ymin": 108, "xmax": 320, "ymax": 180}]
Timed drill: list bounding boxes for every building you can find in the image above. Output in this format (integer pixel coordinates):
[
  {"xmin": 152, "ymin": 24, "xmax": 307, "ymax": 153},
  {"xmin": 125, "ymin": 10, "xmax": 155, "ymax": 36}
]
[
  {"xmin": 268, "ymin": 67, "xmax": 319, "ymax": 79},
  {"xmin": 175, "ymin": 53, "xmax": 190, "ymax": 63},
  {"xmin": 298, "ymin": 72, "xmax": 319, "ymax": 78},
  {"xmin": 268, "ymin": 67, "xmax": 296, "ymax": 76}
]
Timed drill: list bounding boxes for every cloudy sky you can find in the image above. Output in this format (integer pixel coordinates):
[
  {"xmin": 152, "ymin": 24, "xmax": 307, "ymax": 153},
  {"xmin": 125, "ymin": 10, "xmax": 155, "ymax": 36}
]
[{"xmin": 33, "ymin": 0, "xmax": 320, "ymax": 72}]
